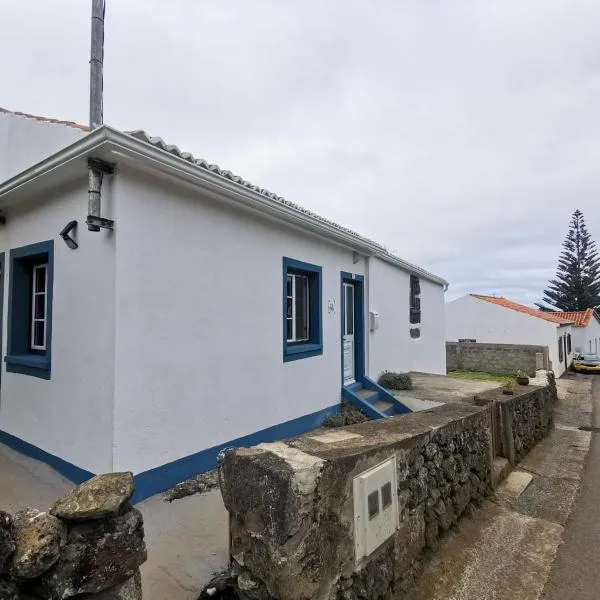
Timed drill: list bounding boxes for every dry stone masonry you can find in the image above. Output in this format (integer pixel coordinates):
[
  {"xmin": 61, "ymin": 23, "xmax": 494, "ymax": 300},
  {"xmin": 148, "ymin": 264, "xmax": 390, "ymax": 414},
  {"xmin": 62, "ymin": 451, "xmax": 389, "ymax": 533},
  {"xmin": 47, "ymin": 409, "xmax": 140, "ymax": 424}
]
[
  {"xmin": 0, "ymin": 472, "xmax": 146, "ymax": 600},
  {"xmin": 220, "ymin": 404, "xmax": 494, "ymax": 600},
  {"xmin": 219, "ymin": 382, "xmax": 554, "ymax": 600}
]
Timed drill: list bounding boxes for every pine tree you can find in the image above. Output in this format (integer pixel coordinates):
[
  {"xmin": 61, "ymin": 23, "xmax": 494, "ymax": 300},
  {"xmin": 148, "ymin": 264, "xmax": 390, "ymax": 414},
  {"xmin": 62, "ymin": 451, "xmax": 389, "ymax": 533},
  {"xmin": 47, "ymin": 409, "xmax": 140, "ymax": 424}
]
[{"xmin": 537, "ymin": 210, "xmax": 600, "ymax": 311}]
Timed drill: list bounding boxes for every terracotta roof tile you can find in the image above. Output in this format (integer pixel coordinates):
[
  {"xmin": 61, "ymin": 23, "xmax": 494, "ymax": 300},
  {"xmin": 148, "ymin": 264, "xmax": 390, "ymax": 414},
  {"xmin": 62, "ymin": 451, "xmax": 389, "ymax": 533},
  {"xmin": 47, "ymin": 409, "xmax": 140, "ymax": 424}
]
[
  {"xmin": 0, "ymin": 106, "xmax": 89, "ymax": 132},
  {"xmin": 552, "ymin": 308, "xmax": 594, "ymax": 327},
  {"xmin": 471, "ymin": 295, "xmax": 574, "ymax": 324}
]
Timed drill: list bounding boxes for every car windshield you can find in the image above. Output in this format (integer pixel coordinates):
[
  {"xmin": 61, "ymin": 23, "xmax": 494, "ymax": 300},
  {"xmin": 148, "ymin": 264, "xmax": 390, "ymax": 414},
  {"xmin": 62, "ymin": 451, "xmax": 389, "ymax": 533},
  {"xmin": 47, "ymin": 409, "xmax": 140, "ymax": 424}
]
[{"xmin": 579, "ymin": 355, "xmax": 600, "ymax": 361}]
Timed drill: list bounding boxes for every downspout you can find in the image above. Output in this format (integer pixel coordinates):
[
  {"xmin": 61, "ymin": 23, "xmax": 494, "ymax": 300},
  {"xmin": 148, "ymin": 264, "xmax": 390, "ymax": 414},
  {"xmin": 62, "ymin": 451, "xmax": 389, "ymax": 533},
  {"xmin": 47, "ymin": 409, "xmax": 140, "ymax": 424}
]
[{"xmin": 87, "ymin": 0, "xmax": 114, "ymax": 231}]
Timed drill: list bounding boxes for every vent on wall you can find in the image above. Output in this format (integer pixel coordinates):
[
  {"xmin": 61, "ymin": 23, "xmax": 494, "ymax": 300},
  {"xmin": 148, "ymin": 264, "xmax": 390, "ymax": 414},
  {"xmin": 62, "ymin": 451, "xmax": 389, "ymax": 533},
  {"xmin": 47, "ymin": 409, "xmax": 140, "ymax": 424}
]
[{"xmin": 353, "ymin": 456, "xmax": 399, "ymax": 563}]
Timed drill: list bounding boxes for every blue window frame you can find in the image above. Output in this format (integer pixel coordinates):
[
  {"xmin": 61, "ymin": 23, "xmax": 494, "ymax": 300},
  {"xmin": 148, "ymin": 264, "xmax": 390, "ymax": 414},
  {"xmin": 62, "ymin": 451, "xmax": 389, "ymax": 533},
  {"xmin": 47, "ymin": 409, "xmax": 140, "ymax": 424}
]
[
  {"xmin": 283, "ymin": 257, "xmax": 322, "ymax": 362},
  {"xmin": 5, "ymin": 240, "xmax": 54, "ymax": 379}
]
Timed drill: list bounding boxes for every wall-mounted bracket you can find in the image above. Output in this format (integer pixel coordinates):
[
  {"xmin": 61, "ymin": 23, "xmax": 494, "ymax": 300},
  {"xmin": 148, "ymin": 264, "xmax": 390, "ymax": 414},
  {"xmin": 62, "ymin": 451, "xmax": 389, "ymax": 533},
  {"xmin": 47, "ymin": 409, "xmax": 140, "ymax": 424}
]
[{"xmin": 86, "ymin": 215, "xmax": 114, "ymax": 230}]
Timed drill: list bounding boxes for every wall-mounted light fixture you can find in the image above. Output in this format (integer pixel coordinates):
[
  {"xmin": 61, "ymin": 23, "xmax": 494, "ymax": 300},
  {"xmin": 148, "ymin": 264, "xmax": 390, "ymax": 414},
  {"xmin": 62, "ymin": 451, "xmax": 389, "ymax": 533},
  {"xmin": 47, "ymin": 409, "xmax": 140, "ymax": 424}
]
[{"xmin": 60, "ymin": 220, "xmax": 79, "ymax": 250}]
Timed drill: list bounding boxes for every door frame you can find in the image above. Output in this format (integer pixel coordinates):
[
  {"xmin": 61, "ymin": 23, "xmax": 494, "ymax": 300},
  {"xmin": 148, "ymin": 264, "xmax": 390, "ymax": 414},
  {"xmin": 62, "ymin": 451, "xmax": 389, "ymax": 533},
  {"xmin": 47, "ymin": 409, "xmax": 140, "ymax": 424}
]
[
  {"xmin": 340, "ymin": 272, "xmax": 365, "ymax": 386},
  {"xmin": 0, "ymin": 253, "xmax": 4, "ymax": 396}
]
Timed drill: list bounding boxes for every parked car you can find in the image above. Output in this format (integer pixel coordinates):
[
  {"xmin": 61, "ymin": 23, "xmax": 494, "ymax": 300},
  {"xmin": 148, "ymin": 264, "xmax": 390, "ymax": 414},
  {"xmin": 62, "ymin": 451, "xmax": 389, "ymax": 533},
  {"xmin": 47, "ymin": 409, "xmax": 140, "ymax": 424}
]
[{"xmin": 572, "ymin": 354, "xmax": 600, "ymax": 373}]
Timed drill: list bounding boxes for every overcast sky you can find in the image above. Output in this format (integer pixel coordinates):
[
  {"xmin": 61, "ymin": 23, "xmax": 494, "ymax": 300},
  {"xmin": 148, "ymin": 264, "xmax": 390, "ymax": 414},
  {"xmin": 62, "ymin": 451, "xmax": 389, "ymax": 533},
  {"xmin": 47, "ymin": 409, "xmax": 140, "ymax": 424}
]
[{"xmin": 2, "ymin": 0, "xmax": 599, "ymax": 303}]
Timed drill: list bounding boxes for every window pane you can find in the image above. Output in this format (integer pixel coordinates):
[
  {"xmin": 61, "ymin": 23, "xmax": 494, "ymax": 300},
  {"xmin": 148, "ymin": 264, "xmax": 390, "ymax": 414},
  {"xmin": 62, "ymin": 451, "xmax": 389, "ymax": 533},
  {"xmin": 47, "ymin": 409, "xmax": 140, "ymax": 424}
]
[
  {"xmin": 33, "ymin": 321, "xmax": 45, "ymax": 348},
  {"xmin": 287, "ymin": 274, "xmax": 292, "ymax": 297},
  {"xmin": 368, "ymin": 490, "xmax": 380, "ymax": 520},
  {"xmin": 295, "ymin": 276, "xmax": 309, "ymax": 341},
  {"xmin": 345, "ymin": 285, "xmax": 354, "ymax": 335},
  {"xmin": 381, "ymin": 482, "xmax": 392, "ymax": 510},
  {"xmin": 35, "ymin": 265, "xmax": 47, "ymax": 293},
  {"xmin": 34, "ymin": 294, "xmax": 45, "ymax": 320},
  {"xmin": 287, "ymin": 318, "xmax": 293, "ymax": 341},
  {"xmin": 287, "ymin": 295, "xmax": 293, "ymax": 319}
]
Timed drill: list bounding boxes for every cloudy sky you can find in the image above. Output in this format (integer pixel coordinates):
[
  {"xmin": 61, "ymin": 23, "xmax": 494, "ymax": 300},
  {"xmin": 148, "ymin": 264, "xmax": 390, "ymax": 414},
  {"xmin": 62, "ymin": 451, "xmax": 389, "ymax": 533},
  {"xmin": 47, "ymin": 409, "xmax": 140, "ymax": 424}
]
[{"xmin": 2, "ymin": 0, "xmax": 599, "ymax": 303}]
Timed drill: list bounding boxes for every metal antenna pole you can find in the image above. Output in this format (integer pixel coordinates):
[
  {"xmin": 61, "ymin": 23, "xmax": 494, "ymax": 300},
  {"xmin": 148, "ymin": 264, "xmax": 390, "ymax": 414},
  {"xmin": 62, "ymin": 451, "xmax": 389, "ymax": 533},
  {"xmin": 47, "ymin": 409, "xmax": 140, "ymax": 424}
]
[{"xmin": 90, "ymin": 0, "xmax": 105, "ymax": 130}]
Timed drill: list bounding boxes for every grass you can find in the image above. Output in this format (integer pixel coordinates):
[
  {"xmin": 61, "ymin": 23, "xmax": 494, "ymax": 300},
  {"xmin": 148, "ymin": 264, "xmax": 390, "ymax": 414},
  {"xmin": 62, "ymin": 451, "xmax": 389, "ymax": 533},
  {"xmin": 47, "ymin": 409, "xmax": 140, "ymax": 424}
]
[{"xmin": 448, "ymin": 370, "xmax": 516, "ymax": 384}]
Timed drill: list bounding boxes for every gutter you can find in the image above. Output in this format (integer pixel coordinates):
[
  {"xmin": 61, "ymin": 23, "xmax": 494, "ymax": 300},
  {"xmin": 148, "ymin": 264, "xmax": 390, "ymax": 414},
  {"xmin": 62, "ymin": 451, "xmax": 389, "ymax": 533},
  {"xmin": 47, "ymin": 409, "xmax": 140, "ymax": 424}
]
[{"xmin": 0, "ymin": 126, "xmax": 449, "ymax": 287}]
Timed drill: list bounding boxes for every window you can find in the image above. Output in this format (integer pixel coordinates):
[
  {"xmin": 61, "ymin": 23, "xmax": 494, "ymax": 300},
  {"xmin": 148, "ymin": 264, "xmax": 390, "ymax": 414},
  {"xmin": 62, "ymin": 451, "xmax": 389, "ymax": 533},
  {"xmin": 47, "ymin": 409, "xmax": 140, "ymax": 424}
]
[
  {"xmin": 558, "ymin": 337, "xmax": 564, "ymax": 363},
  {"xmin": 31, "ymin": 264, "xmax": 48, "ymax": 350},
  {"xmin": 283, "ymin": 257, "xmax": 322, "ymax": 362},
  {"xmin": 567, "ymin": 333, "xmax": 572, "ymax": 354},
  {"xmin": 368, "ymin": 490, "xmax": 379, "ymax": 520},
  {"xmin": 286, "ymin": 273, "xmax": 309, "ymax": 343},
  {"xmin": 381, "ymin": 482, "xmax": 393, "ymax": 510},
  {"xmin": 5, "ymin": 241, "xmax": 54, "ymax": 379},
  {"xmin": 409, "ymin": 275, "xmax": 421, "ymax": 325}
]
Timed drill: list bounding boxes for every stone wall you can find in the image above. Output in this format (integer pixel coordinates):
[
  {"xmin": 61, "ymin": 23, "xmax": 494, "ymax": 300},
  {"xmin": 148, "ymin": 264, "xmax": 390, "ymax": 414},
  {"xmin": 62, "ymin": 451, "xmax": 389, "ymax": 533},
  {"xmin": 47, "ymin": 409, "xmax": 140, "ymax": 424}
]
[
  {"xmin": 0, "ymin": 473, "xmax": 146, "ymax": 599},
  {"xmin": 447, "ymin": 341, "xmax": 548, "ymax": 376},
  {"xmin": 496, "ymin": 386, "xmax": 554, "ymax": 464},
  {"xmin": 219, "ymin": 404, "xmax": 493, "ymax": 600}
]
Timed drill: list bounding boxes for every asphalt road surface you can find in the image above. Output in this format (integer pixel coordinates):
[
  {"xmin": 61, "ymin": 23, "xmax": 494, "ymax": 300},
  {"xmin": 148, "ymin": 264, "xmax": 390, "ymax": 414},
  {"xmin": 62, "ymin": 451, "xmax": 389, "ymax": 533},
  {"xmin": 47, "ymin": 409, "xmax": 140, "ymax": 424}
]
[{"xmin": 541, "ymin": 376, "xmax": 600, "ymax": 600}]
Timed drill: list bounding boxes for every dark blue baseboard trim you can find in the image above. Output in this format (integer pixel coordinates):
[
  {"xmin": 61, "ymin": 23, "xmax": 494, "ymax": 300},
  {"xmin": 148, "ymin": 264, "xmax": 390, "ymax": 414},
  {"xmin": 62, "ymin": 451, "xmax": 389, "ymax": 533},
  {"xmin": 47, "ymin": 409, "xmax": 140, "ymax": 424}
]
[
  {"xmin": 0, "ymin": 429, "xmax": 94, "ymax": 484},
  {"xmin": 131, "ymin": 403, "xmax": 340, "ymax": 503},
  {"xmin": 1, "ymin": 404, "xmax": 341, "ymax": 504}
]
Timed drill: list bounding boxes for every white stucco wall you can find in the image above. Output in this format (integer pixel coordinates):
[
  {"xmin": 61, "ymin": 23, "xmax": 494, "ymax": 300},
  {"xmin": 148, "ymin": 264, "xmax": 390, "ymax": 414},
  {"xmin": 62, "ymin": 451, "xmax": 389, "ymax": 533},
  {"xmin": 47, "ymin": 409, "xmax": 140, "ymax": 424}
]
[
  {"xmin": 571, "ymin": 319, "xmax": 600, "ymax": 355},
  {"xmin": 112, "ymin": 168, "xmax": 370, "ymax": 473},
  {"xmin": 0, "ymin": 112, "xmax": 86, "ymax": 183},
  {"xmin": 445, "ymin": 295, "xmax": 572, "ymax": 375},
  {"xmin": 368, "ymin": 257, "xmax": 445, "ymax": 377},
  {"xmin": 0, "ymin": 180, "xmax": 116, "ymax": 473}
]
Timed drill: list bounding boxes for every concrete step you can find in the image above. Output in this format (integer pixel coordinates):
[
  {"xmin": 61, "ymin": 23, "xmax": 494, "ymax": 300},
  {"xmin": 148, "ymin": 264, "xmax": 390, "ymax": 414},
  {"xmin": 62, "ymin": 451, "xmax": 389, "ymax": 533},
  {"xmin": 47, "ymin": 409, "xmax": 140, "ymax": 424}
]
[
  {"xmin": 374, "ymin": 400, "xmax": 394, "ymax": 413},
  {"xmin": 492, "ymin": 457, "xmax": 511, "ymax": 488},
  {"xmin": 357, "ymin": 389, "xmax": 378, "ymax": 400}
]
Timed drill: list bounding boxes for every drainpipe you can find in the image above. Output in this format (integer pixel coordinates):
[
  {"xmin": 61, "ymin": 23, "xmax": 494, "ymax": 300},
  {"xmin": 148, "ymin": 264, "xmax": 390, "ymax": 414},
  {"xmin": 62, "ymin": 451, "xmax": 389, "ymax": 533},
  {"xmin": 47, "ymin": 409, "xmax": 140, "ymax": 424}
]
[{"xmin": 87, "ymin": 0, "xmax": 114, "ymax": 231}]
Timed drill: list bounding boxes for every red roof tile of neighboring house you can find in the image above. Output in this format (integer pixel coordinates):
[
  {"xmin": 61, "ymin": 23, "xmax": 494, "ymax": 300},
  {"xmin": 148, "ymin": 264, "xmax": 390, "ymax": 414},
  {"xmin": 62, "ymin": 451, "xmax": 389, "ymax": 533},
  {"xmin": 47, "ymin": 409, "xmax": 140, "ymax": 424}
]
[
  {"xmin": 552, "ymin": 308, "xmax": 594, "ymax": 327},
  {"xmin": 0, "ymin": 106, "xmax": 89, "ymax": 132},
  {"xmin": 471, "ymin": 294, "xmax": 575, "ymax": 325}
]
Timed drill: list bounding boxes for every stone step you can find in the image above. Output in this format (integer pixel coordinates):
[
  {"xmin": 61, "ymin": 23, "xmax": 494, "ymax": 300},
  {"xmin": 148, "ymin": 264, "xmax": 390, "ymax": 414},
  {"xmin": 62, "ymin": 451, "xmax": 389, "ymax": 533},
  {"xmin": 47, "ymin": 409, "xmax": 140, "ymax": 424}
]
[
  {"xmin": 492, "ymin": 457, "xmax": 511, "ymax": 488},
  {"xmin": 357, "ymin": 389, "xmax": 378, "ymax": 399}
]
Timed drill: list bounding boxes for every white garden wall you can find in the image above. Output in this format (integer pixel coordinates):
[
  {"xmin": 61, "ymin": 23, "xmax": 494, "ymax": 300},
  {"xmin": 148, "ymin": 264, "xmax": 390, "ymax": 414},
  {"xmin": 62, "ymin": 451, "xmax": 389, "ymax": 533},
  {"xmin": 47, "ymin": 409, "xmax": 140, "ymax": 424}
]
[
  {"xmin": 0, "ymin": 179, "xmax": 116, "ymax": 473},
  {"xmin": 112, "ymin": 168, "xmax": 368, "ymax": 474}
]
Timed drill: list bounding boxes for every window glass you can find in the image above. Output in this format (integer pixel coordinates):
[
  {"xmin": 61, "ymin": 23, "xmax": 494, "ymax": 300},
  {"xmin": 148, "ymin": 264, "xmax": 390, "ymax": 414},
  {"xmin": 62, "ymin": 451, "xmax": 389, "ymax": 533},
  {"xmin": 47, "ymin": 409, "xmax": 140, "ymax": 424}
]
[
  {"xmin": 381, "ymin": 482, "xmax": 392, "ymax": 510},
  {"xmin": 345, "ymin": 284, "xmax": 354, "ymax": 335},
  {"xmin": 368, "ymin": 490, "xmax": 380, "ymax": 520},
  {"xmin": 35, "ymin": 265, "xmax": 47, "ymax": 293},
  {"xmin": 294, "ymin": 275, "xmax": 309, "ymax": 342}
]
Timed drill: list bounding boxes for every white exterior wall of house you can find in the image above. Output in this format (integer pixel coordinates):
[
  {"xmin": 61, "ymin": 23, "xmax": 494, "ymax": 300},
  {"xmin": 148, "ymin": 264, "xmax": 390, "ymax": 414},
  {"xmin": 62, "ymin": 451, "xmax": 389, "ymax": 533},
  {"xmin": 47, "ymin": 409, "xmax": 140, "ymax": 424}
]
[
  {"xmin": 446, "ymin": 295, "xmax": 572, "ymax": 376},
  {"xmin": 112, "ymin": 168, "xmax": 371, "ymax": 474},
  {"xmin": 0, "ymin": 111, "xmax": 86, "ymax": 182},
  {"xmin": 0, "ymin": 179, "xmax": 116, "ymax": 474},
  {"xmin": 571, "ymin": 318, "xmax": 600, "ymax": 355},
  {"xmin": 368, "ymin": 257, "xmax": 445, "ymax": 378}
]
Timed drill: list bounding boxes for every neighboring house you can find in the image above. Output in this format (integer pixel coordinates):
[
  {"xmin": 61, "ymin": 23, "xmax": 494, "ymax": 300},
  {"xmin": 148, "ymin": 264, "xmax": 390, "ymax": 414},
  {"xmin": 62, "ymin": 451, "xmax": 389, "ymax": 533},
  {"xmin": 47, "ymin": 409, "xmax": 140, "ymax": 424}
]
[
  {"xmin": 446, "ymin": 294, "xmax": 574, "ymax": 376},
  {"xmin": 0, "ymin": 108, "xmax": 448, "ymax": 501},
  {"xmin": 557, "ymin": 309, "xmax": 600, "ymax": 355},
  {"xmin": 0, "ymin": 108, "xmax": 87, "ymax": 182}
]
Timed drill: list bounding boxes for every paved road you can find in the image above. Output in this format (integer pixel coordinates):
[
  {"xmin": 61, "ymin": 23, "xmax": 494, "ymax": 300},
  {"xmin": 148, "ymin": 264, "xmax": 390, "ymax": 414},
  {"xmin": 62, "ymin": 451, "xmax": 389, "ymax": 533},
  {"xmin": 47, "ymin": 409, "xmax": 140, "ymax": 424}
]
[{"xmin": 540, "ymin": 376, "xmax": 600, "ymax": 600}]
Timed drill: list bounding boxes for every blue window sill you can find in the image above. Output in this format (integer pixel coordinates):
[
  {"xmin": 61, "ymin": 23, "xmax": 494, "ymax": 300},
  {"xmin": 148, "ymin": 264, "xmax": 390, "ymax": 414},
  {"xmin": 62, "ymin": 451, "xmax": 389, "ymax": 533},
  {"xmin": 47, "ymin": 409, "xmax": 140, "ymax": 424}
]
[
  {"xmin": 283, "ymin": 343, "xmax": 323, "ymax": 362},
  {"xmin": 5, "ymin": 355, "xmax": 51, "ymax": 380}
]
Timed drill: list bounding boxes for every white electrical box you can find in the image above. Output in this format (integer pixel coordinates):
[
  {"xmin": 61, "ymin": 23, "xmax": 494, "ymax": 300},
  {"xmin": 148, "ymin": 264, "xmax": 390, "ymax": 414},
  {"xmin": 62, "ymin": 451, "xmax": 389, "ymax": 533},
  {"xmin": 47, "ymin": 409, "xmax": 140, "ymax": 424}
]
[
  {"xmin": 369, "ymin": 311, "xmax": 380, "ymax": 332},
  {"xmin": 353, "ymin": 456, "xmax": 399, "ymax": 563}
]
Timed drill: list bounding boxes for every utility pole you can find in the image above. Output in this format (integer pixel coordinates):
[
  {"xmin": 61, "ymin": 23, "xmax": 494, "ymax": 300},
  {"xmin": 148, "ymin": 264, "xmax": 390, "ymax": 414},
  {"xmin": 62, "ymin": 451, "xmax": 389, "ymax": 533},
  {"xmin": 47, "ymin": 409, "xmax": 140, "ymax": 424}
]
[{"xmin": 89, "ymin": 0, "xmax": 105, "ymax": 130}]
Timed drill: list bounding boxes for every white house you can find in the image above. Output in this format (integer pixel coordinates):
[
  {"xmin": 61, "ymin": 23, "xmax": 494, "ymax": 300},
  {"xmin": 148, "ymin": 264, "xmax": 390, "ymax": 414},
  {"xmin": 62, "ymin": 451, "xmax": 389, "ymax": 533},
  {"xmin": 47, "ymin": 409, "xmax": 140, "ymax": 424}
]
[
  {"xmin": 0, "ymin": 109, "xmax": 447, "ymax": 501},
  {"xmin": 446, "ymin": 294, "xmax": 574, "ymax": 376},
  {"xmin": 558, "ymin": 309, "xmax": 600, "ymax": 355}
]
